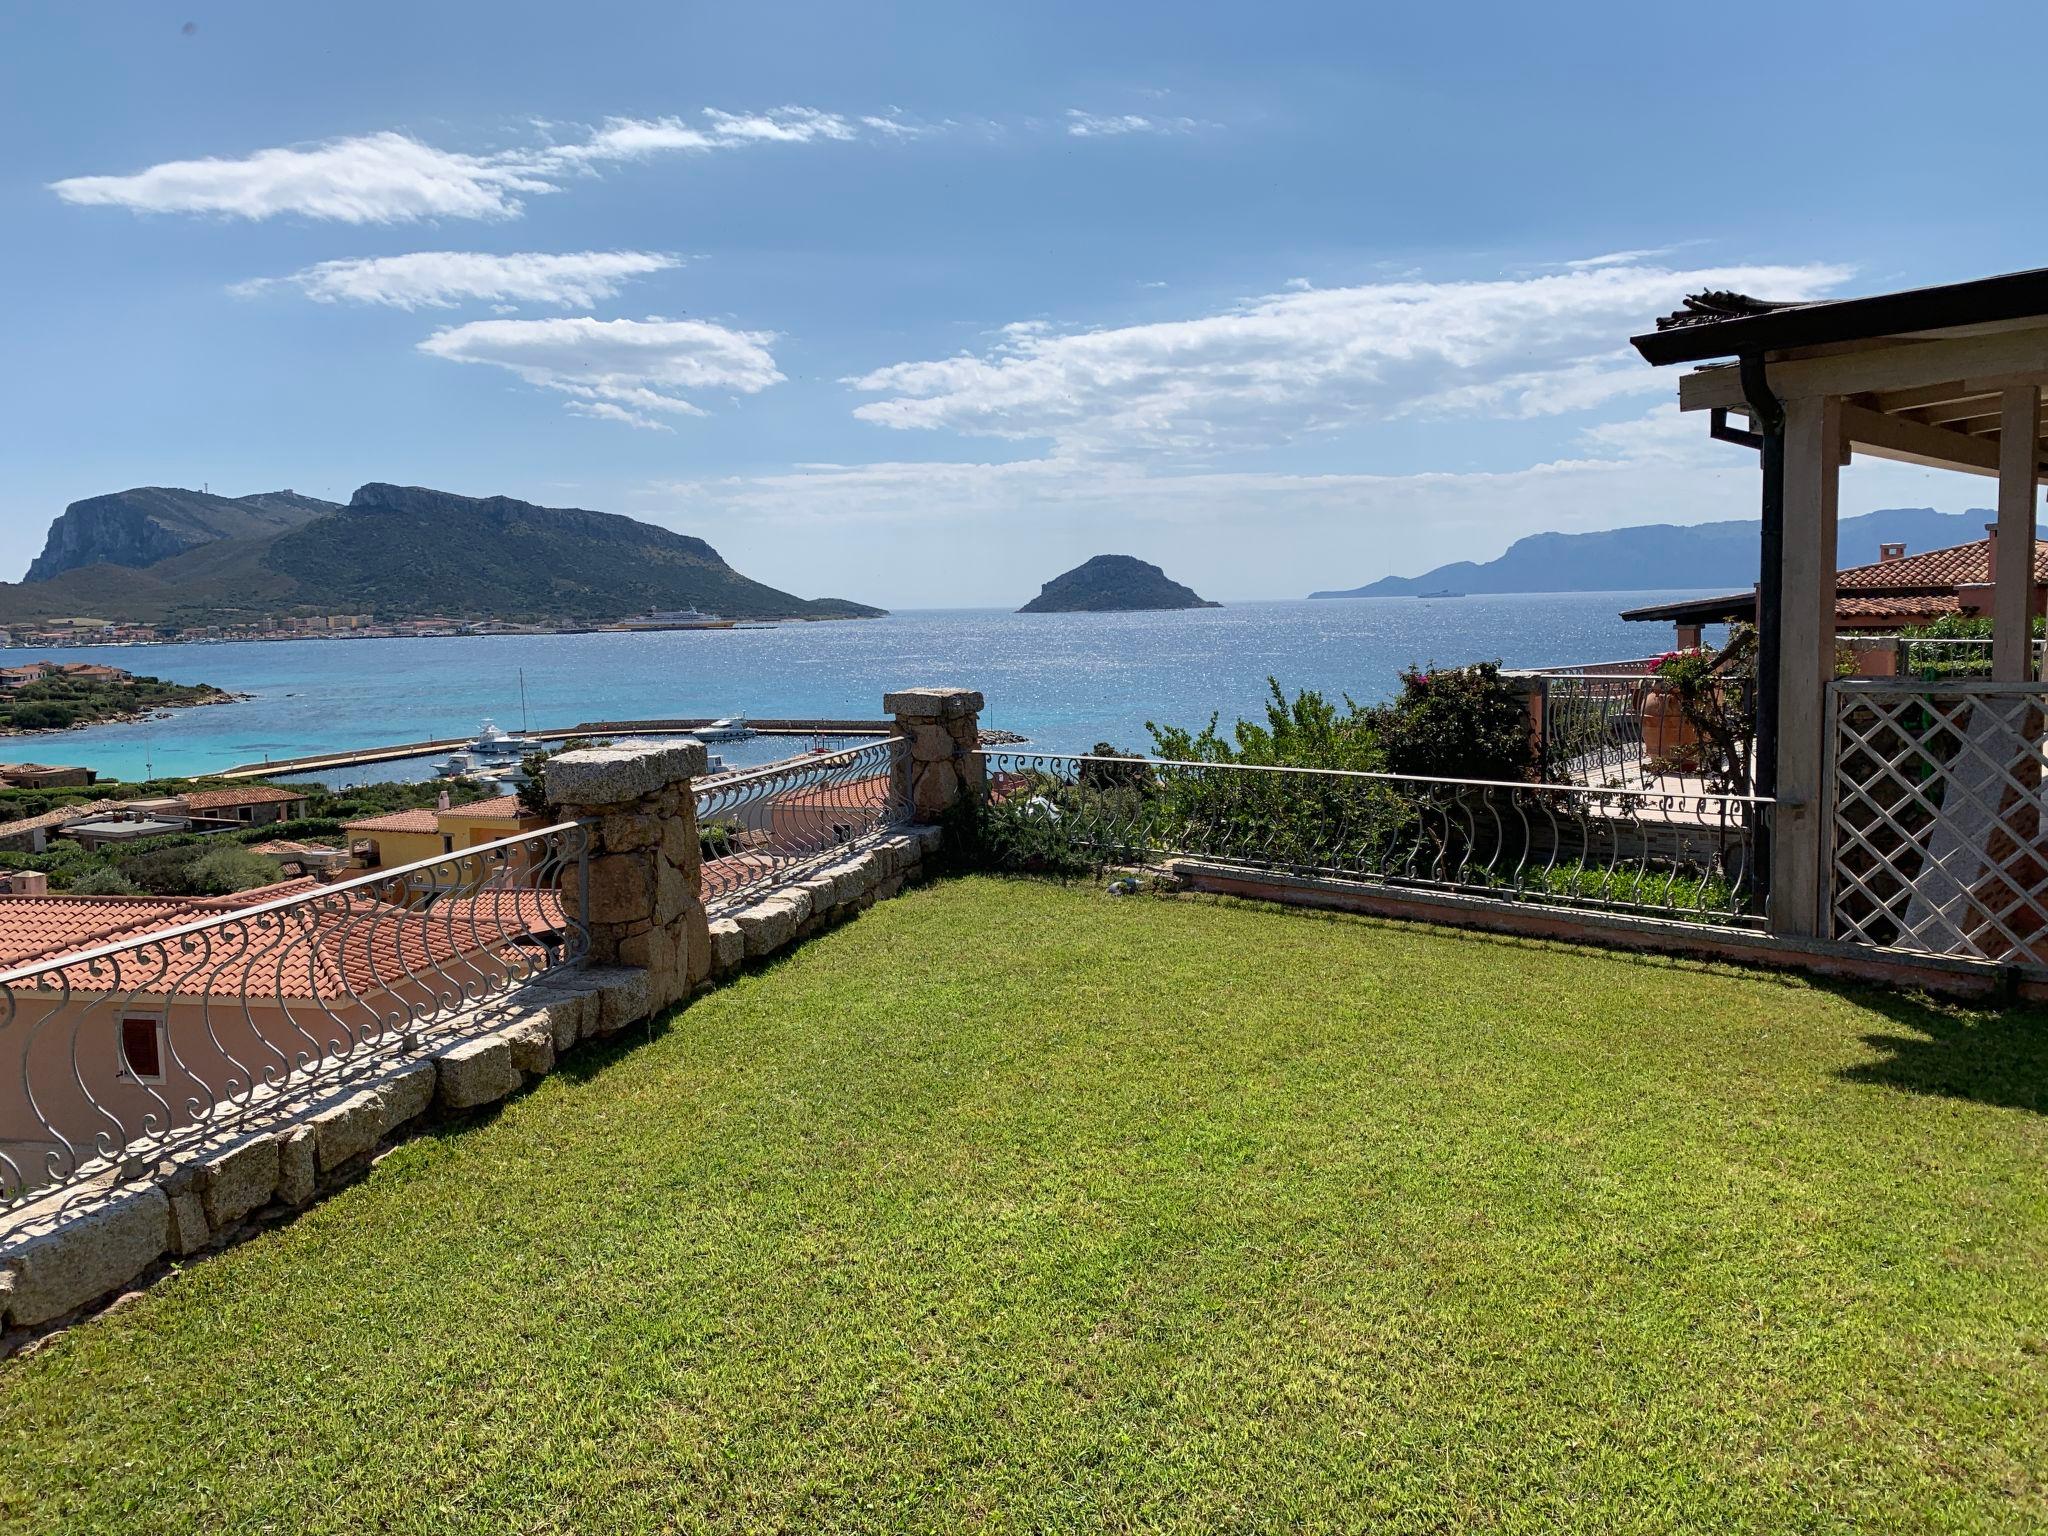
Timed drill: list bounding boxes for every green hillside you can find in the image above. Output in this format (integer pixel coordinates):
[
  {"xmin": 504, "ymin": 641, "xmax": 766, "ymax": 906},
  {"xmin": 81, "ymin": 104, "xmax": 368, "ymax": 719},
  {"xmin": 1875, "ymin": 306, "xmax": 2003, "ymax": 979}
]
[{"xmin": 0, "ymin": 482, "xmax": 883, "ymax": 627}]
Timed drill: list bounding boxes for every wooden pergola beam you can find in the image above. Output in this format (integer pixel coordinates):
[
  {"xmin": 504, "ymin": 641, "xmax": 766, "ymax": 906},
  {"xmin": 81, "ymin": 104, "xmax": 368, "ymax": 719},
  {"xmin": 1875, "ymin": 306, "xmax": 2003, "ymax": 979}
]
[{"xmin": 1679, "ymin": 329, "xmax": 2048, "ymax": 411}]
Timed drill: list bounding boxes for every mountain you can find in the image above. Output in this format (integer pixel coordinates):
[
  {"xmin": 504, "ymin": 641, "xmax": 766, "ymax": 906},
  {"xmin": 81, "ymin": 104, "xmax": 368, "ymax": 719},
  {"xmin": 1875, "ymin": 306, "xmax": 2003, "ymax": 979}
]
[
  {"xmin": 0, "ymin": 483, "xmax": 883, "ymax": 628},
  {"xmin": 1019, "ymin": 554, "xmax": 1220, "ymax": 614},
  {"xmin": 1310, "ymin": 508, "xmax": 1990, "ymax": 598},
  {"xmin": 25, "ymin": 488, "xmax": 336, "ymax": 582}
]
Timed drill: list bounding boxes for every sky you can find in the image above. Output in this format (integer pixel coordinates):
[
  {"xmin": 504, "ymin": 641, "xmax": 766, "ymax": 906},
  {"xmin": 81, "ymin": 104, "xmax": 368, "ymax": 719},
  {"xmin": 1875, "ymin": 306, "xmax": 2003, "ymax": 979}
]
[{"xmin": 2, "ymin": 2, "xmax": 2041, "ymax": 610}]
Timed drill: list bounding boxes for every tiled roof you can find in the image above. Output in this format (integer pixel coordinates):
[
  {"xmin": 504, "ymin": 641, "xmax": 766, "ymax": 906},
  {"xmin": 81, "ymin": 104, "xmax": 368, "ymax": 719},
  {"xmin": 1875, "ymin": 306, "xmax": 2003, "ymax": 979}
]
[
  {"xmin": 1836, "ymin": 595, "xmax": 1964, "ymax": 619},
  {"xmin": 0, "ymin": 799, "xmax": 125, "ymax": 840},
  {"xmin": 1653, "ymin": 290, "xmax": 1804, "ymax": 332},
  {"xmin": 449, "ymin": 794, "xmax": 525, "ymax": 820},
  {"xmin": 344, "ymin": 806, "xmax": 441, "ymax": 834},
  {"xmin": 0, "ymin": 881, "xmax": 565, "ymax": 998},
  {"xmin": 180, "ymin": 786, "xmax": 308, "ymax": 811},
  {"xmin": 0, "ymin": 895, "xmax": 198, "ymax": 967},
  {"xmin": 347, "ymin": 795, "xmax": 531, "ymax": 834},
  {"xmin": 1835, "ymin": 538, "xmax": 2048, "ymax": 592}
]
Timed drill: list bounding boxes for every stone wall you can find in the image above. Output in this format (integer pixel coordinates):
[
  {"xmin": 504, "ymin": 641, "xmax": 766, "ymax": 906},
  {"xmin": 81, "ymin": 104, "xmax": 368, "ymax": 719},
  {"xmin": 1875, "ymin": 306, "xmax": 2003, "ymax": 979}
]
[
  {"xmin": 1, "ymin": 713, "xmax": 967, "ymax": 1345},
  {"xmin": 886, "ymin": 687, "xmax": 984, "ymax": 823},
  {"xmin": 545, "ymin": 740, "xmax": 711, "ymax": 1012}
]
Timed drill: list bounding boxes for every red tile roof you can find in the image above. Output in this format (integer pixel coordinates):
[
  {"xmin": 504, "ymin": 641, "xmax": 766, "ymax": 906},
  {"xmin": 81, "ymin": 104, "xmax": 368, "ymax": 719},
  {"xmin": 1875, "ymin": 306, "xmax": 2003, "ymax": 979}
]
[
  {"xmin": 1836, "ymin": 538, "xmax": 2048, "ymax": 592},
  {"xmin": 1836, "ymin": 594, "xmax": 1966, "ymax": 620},
  {"xmin": 0, "ymin": 880, "xmax": 566, "ymax": 998},
  {"xmin": 345, "ymin": 795, "xmax": 531, "ymax": 835},
  {"xmin": 180, "ymin": 786, "xmax": 308, "ymax": 811},
  {"xmin": 449, "ymin": 794, "xmax": 526, "ymax": 820},
  {"xmin": 344, "ymin": 806, "xmax": 441, "ymax": 834}
]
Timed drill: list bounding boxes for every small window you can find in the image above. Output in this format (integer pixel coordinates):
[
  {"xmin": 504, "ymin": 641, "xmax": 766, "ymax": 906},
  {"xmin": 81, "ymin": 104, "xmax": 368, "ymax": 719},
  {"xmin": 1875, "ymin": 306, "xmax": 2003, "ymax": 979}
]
[
  {"xmin": 118, "ymin": 1015, "xmax": 165, "ymax": 1083},
  {"xmin": 442, "ymin": 835, "xmax": 454, "ymax": 854}
]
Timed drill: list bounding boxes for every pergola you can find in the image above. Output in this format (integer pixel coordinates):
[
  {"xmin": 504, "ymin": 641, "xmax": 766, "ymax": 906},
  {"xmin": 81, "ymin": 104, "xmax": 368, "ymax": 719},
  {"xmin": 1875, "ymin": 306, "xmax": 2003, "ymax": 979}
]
[{"xmin": 1631, "ymin": 268, "xmax": 2048, "ymax": 940}]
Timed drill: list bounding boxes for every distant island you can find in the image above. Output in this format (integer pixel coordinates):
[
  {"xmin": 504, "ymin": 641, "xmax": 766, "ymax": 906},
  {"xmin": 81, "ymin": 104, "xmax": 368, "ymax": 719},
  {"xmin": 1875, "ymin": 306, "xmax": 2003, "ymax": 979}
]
[
  {"xmin": 1020, "ymin": 555, "xmax": 1220, "ymax": 614},
  {"xmin": 1310, "ymin": 507, "xmax": 1990, "ymax": 597},
  {"xmin": 0, "ymin": 482, "xmax": 885, "ymax": 640}
]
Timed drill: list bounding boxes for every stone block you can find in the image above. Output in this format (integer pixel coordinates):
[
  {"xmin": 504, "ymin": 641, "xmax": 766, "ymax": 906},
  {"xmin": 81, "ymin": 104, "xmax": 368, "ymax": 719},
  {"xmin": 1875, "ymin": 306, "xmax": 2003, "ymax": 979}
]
[
  {"xmin": 708, "ymin": 918, "xmax": 745, "ymax": 976},
  {"xmin": 912, "ymin": 759, "xmax": 960, "ymax": 818},
  {"xmin": 313, "ymin": 1088, "xmax": 386, "ymax": 1172},
  {"xmin": 502, "ymin": 1014, "xmax": 556, "ymax": 1076},
  {"xmin": 593, "ymin": 968, "xmax": 652, "ymax": 1035},
  {"xmin": 276, "ymin": 1126, "xmax": 317, "ymax": 1206},
  {"xmin": 586, "ymin": 852, "xmax": 655, "ymax": 926},
  {"xmin": 166, "ymin": 1191, "xmax": 210, "ymax": 1256},
  {"xmin": 884, "ymin": 687, "xmax": 984, "ymax": 721},
  {"xmin": 906, "ymin": 722, "xmax": 958, "ymax": 762},
  {"xmin": 197, "ymin": 1133, "xmax": 280, "ymax": 1229},
  {"xmin": 598, "ymin": 811, "xmax": 661, "ymax": 852},
  {"xmin": 546, "ymin": 741, "xmax": 707, "ymax": 807},
  {"xmin": 1, "ymin": 1183, "xmax": 169, "ymax": 1328},
  {"xmin": 914, "ymin": 824, "xmax": 944, "ymax": 856},
  {"xmin": 683, "ymin": 906, "xmax": 712, "ymax": 987},
  {"xmin": 436, "ymin": 1036, "xmax": 520, "ymax": 1111},
  {"xmin": 378, "ymin": 1060, "xmax": 437, "ymax": 1136},
  {"xmin": 736, "ymin": 897, "xmax": 801, "ymax": 959},
  {"xmin": 876, "ymin": 875, "xmax": 905, "ymax": 901},
  {"xmin": 654, "ymin": 857, "xmax": 695, "ymax": 925},
  {"xmin": 535, "ymin": 988, "xmax": 594, "ymax": 1051}
]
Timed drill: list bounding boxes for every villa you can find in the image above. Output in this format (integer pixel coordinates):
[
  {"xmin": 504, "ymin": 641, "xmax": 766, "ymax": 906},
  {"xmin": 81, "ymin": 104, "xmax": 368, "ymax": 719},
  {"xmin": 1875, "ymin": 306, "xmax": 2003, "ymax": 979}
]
[
  {"xmin": 1624, "ymin": 528, "xmax": 2048, "ymax": 647},
  {"xmin": 345, "ymin": 792, "xmax": 547, "ymax": 870}
]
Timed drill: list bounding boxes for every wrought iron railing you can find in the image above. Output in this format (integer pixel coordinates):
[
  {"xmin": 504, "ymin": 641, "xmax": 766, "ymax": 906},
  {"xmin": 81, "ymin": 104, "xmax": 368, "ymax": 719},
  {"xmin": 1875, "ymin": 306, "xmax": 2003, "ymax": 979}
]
[
  {"xmin": 978, "ymin": 750, "xmax": 1767, "ymax": 926},
  {"xmin": 695, "ymin": 739, "xmax": 907, "ymax": 912},
  {"xmin": 1520, "ymin": 672, "xmax": 1754, "ymax": 791},
  {"xmin": 0, "ymin": 823, "xmax": 589, "ymax": 1212},
  {"xmin": 1830, "ymin": 680, "xmax": 2048, "ymax": 970},
  {"xmin": 1894, "ymin": 635, "xmax": 2046, "ymax": 679}
]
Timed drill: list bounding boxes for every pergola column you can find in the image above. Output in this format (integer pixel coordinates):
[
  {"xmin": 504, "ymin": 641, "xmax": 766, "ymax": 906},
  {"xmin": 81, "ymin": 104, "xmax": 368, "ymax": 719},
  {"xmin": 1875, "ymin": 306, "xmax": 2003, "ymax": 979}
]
[
  {"xmin": 1993, "ymin": 386, "xmax": 2041, "ymax": 681},
  {"xmin": 1770, "ymin": 394, "xmax": 1841, "ymax": 939}
]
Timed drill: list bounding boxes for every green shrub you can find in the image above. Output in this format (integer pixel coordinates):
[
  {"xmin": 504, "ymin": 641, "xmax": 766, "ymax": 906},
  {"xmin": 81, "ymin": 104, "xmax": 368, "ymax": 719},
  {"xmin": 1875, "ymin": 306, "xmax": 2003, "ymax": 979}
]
[
  {"xmin": 66, "ymin": 866, "xmax": 143, "ymax": 896},
  {"xmin": 1376, "ymin": 662, "xmax": 1532, "ymax": 782}
]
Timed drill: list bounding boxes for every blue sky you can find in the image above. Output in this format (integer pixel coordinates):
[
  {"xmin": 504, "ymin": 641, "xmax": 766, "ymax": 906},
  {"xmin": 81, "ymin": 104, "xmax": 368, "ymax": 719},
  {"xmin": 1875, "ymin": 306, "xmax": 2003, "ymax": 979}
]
[{"xmin": 1, "ymin": 2, "xmax": 2038, "ymax": 608}]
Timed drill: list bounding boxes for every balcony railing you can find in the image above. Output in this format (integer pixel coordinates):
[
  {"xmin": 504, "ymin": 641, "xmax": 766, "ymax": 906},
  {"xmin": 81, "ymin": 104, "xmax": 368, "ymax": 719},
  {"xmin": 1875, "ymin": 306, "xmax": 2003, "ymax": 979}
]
[
  {"xmin": 979, "ymin": 750, "xmax": 1768, "ymax": 926},
  {"xmin": 0, "ymin": 823, "xmax": 589, "ymax": 1212},
  {"xmin": 695, "ymin": 739, "xmax": 908, "ymax": 913}
]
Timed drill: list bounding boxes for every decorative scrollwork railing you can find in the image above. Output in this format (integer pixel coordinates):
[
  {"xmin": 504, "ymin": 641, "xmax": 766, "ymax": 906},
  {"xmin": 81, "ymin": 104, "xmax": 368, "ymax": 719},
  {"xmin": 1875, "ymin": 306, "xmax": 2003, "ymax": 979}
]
[
  {"xmin": 694, "ymin": 739, "xmax": 907, "ymax": 913},
  {"xmin": 978, "ymin": 750, "xmax": 1768, "ymax": 925},
  {"xmin": 0, "ymin": 822, "xmax": 589, "ymax": 1212}
]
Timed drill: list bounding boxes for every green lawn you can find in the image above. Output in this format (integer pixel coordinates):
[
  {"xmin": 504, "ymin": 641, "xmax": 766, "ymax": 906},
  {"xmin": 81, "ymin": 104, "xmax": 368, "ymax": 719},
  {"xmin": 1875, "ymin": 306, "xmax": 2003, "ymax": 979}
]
[{"xmin": 4, "ymin": 877, "xmax": 2046, "ymax": 1533}]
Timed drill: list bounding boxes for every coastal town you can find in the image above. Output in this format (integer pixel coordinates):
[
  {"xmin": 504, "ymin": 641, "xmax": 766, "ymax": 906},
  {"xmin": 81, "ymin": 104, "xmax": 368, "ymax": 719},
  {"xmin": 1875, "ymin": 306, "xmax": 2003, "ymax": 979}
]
[{"xmin": 0, "ymin": 605, "xmax": 779, "ymax": 651}]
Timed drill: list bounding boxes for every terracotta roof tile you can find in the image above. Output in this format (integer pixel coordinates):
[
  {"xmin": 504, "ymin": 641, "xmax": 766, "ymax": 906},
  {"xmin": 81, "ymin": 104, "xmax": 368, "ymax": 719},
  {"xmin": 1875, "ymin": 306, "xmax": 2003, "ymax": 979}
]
[
  {"xmin": 180, "ymin": 786, "xmax": 308, "ymax": 811},
  {"xmin": 1835, "ymin": 538, "xmax": 2048, "ymax": 592},
  {"xmin": 343, "ymin": 806, "xmax": 441, "ymax": 834}
]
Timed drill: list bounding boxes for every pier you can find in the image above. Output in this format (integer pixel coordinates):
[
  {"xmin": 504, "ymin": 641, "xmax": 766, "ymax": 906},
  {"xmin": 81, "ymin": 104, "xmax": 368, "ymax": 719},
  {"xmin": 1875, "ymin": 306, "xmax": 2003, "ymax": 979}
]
[{"xmin": 216, "ymin": 718, "xmax": 895, "ymax": 780}]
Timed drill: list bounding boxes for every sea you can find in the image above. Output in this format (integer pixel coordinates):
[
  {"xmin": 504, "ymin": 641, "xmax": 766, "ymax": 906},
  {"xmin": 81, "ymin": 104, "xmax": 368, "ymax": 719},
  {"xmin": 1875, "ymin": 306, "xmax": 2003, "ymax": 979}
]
[{"xmin": 25, "ymin": 592, "xmax": 1716, "ymax": 784}]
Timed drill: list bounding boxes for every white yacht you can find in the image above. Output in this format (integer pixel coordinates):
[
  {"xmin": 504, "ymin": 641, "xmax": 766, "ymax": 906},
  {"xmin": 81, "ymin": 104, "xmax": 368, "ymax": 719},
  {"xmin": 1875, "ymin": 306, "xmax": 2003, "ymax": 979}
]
[
  {"xmin": 469, "ymin": 718, "xmax": 545, "ymax": 757},
  {"xmin": 697, "ymin": 717, "xmax": 754, "ymax": 741}
]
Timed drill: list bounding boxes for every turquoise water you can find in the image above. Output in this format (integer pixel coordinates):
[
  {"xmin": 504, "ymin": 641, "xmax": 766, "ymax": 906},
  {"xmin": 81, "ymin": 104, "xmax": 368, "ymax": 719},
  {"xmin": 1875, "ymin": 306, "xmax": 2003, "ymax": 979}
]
[{"xmin": 28, "ymin": 593, "xmax": 1710, "ymax": 781}]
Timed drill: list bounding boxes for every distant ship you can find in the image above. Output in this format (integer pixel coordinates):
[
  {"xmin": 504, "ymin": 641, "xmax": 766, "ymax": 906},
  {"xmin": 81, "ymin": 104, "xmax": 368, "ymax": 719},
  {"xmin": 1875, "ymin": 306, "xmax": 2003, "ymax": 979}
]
[{"xmin": 611, "ymin": 608, "xmax": 740, "ymax": 631}]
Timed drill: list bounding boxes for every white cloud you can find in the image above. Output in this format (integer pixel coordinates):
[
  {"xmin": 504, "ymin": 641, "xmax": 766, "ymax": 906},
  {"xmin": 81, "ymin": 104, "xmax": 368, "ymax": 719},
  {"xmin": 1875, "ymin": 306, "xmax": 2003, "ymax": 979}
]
[
  {"xmin": 647, "ymin": 413, "xmax": 1949, "ymax": 607},
  {"xmin": 234, "ymin": 249, "xmax": 680, "ymax": 309},
  {"xmin": 846, "ymin": 261, "xmax": 1854, "ymax": 456},
  {"xmin": 1064, "ymin": 109, "xmax": 1198, "ymax": 138},
  {"xmin": 417, "ymin": 315, "xmax": 783, "ymax": 428},
  {"xmin": 49, "ymin": 131, "xmax": 554, "ymax": 223},
  {"xmin": 52, "ymin": 107, "xmax": 896, "ymax": 223}
]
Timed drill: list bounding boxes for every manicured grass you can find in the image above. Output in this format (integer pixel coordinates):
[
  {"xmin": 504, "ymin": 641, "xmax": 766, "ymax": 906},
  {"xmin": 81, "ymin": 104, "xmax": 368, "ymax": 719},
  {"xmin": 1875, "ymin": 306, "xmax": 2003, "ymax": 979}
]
[{"xmin": 4, "ymin": 877, "xmax": 2047, "ymax": 1533}]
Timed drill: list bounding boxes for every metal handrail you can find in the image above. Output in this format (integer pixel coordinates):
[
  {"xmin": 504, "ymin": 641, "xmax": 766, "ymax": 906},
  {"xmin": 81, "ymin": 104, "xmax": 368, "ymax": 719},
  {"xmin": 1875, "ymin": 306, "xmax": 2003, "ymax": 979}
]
[
  {"xmin": 0, "ymin": 821, "xmax": 588, "ymax": 990},
  {"xmin": 990, "ymin": 749, "xmax": 1774, "ymax": 806},
  {"xmin": 696, "ymin": 739, "xmax": 908, "ymax": 912},
  {"xmin": 1, "ymin": 821, "xmax": 590, "ymax": 1212}
]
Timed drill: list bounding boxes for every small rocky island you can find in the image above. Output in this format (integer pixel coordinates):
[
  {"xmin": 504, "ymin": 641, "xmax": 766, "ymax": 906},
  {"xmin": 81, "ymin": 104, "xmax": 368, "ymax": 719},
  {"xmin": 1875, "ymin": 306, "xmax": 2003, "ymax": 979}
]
[{"xmin": 1018, "ymin": 555, "xmax": 1220, "ymax": 614}]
